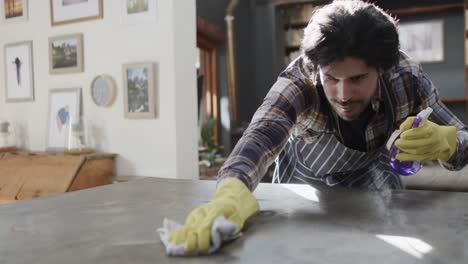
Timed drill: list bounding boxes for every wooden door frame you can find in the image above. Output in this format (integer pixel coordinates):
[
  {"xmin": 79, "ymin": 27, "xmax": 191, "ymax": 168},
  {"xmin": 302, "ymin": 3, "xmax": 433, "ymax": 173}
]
[
  {"xmin": 197, "ymin": 35, "xmax": 219, "ymax": 143},
  {"xmin": 197, "ymin": 17, "xmax": 225, "ymax": 144}
]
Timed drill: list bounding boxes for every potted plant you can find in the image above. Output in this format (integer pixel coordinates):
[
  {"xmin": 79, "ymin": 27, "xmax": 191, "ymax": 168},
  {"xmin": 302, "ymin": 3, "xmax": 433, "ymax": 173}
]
[{"xmin": 199, "ymin": 118, "xmax": 221, "ymax": 177}]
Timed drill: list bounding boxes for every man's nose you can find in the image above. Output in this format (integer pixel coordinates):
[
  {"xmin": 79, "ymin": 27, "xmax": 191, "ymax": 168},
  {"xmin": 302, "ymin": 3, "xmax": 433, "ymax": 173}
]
[{"xmin": 337, "ymin": 81, "xmax": 353, "ymax": 102}]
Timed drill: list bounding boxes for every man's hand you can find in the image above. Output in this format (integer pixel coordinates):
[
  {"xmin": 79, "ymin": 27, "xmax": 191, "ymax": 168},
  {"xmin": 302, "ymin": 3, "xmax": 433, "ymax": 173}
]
[
  {"xmin": 168, "ymin": 178, "xmax": 259, "ymax": 254},
  {"xmin": 395, "ymin": 117, "xmax": 457, "ymax": 161}
]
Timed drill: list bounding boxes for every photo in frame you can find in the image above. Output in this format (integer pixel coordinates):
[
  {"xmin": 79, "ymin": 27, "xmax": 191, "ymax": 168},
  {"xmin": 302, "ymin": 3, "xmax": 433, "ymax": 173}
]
[
  {"xmin": 50, "ymin": 0, "xmax": 102, "ymax": 26},
  {"xmin": 398, "ymin": 19, "xmax": 444, "ymax": 63},
  {"xmin": 46, "ymin": 88, "xmax": 81, "ymax": 151},
  {"xmin": 121, "ymin": 0, "xmax": 157, "ymax": 24},
  {"xmin": 0, "ymin": 0, "xmax": 28, "ymax": 22},
  {"xmin": 49, "ymin": 33, "xmax": 84, "ymax": 74},
  {"xmin": 4, "ymin": 41, "xmax": 34, "ymax": 102},
  {"xmin": 122, "ymin": 62, "xmax": 157, "ymax": 119}
]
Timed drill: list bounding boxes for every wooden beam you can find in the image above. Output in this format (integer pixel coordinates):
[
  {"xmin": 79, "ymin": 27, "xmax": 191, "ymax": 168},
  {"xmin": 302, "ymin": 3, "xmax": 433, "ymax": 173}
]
[
  {"xmin": 196, "ymin": 17, "xmax": 225, "ymax": 44},
  {"xmin": 388, "ymin": 3, "xmax": 464, "ymax": 16}
]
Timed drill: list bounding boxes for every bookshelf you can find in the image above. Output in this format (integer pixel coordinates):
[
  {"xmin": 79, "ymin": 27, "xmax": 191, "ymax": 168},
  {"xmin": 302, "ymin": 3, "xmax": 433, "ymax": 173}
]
[{"xmin": 278, "ymin": 2, "xmax": 317, "ymax": 66}]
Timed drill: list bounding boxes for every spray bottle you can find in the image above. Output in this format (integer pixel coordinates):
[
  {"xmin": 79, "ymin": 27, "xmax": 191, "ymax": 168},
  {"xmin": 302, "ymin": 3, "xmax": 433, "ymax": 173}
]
[{"xmin": 387, "ymin": 107, "xmax": 433, "ymax": 176}]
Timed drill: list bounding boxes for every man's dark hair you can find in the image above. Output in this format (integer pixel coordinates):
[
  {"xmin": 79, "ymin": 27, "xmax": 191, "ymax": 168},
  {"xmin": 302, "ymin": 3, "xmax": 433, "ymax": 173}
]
[{"xmin": 301, "ymin": 0, "xmax": 399, "ymax": 71}]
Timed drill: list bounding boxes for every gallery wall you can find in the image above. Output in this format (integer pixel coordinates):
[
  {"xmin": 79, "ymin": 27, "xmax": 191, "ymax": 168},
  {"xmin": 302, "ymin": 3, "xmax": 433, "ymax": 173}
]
[{"xmin": 0, "ymin": 0, "xmax": 199, "ymax": 179}]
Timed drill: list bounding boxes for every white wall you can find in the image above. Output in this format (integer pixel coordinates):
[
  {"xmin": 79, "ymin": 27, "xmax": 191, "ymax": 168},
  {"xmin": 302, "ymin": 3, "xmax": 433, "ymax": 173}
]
[{"xmin": 0, "ymin": 0, "xmax": 199, "ymax": 179}]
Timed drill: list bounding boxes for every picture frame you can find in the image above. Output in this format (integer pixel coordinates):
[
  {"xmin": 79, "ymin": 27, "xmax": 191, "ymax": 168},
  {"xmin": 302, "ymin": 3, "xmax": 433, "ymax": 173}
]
[
  {"xmin": 122, "ymin": 62, "xmax": 157, "ymax": 119},
  {"xmin": 0, "ymin": 0, "xmax": 28, "ymax": 22},
  {"xmin": 4, "ymin": 41, "xmax": 34, "ymax": 102},
  {"xmin": 398, "ymin": 19, "xmax": 444, "ymax": 64},
  {"xmin": 49, "ymin": 33, "xmax": 84, "ymax": 74},
  {"xmin": 50, "ymin": 0, "xmax": 103, "ymax": 26},
  {"xmin": 121, "ymin": 0, "xmax": 157, "ymax": 24},
  {"xmin": 46, "ymin": 88, "xmax": 82, "ymax": 151}
]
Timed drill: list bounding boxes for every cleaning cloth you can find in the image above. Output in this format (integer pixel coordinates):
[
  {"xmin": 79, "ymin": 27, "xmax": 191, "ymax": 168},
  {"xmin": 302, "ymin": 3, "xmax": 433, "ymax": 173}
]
[{"xmin": 157, "ymin": 216, "xmax": 241, "ymax": 256}]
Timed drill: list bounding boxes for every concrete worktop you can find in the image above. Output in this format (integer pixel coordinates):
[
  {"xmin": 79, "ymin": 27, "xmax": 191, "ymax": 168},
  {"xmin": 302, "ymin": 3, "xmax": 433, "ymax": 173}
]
[{"xmin": 0, "ymin": 178, "xmax": 467, "ymax": 263}]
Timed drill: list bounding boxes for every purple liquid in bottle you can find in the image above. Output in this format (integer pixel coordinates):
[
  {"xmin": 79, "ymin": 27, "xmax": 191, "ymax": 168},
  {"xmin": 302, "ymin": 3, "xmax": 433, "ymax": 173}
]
[
  {"xmin": 389, "ymin": 138, "xmax": 423, "ymax": 176},
  {"xmin": 388, "ymin": 107, "xmax": 433, "ymax": 176}
]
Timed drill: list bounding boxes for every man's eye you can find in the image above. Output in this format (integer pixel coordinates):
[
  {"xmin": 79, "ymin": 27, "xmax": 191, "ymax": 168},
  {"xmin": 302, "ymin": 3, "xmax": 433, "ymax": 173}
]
[
  {"xmin": 326, "ymin": 76, "xmax": 338, "ymax": 82},
  {"xmin": 351, "ymin": 75, "xmax": 365, "ymax": 82}
]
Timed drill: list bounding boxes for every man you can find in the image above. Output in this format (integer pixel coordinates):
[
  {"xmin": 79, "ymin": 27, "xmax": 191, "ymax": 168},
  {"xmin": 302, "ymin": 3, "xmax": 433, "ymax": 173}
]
[{"xmin": 168, "ymin": 0, "xmax": 468, "ymax": 254}]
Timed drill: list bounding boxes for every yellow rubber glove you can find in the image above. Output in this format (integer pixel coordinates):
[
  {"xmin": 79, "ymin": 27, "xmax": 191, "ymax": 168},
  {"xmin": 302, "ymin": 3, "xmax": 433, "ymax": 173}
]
[
  {"xmin": 168, "ymin": 178, "xmax": 259, "ymax": 254},
  {"xmin": 395, "ymin": 117, "xmax": 457, "ymax": 161}
]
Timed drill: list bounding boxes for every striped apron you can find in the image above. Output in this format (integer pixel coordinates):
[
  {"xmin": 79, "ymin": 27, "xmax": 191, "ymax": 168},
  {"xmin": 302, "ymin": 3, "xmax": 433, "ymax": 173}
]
[
  {"xmin": 273, "ymin": 134, "xmax": 403, "ymax": 190},
  {"xmin": 272, "ymin": 77, "xmax": 404, "ymax": 191}
]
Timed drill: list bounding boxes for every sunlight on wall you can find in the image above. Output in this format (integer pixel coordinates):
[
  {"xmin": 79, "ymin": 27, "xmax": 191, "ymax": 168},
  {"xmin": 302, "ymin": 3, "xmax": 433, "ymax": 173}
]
[{"xmin": 376, "ymin": 234, "xmax": 433, "ymax": 259}]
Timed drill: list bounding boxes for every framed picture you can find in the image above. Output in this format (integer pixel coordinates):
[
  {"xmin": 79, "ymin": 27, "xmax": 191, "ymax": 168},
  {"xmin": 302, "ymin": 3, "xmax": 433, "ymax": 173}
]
[
  {"xmin": 398, "ymin": 19, "xmax": 444, "ymax": 64},
  {"xmin": 50, "ymin": 0, "xmax": 103, "ymax": 26},
  {"xmin": 122, "ymin": 62, "xmax": 157, "ymax": 119},
  {"xmin": 49, "ymin": 33, "xmax": 84, "ymax": 74},
  {"xmin": 121, "ymin": 0, "xmax": 157, "ymax": 24},
  {"xmin": 0, "ymin": 0, "xmax": 28, "ymax": 22},
  {"xmin": 4, "ymin": 41, "xmax": 34, "ymax": 102},
  {"xmin": 46, "ymin": 88, "xmax": 82, "ymax": 151}
]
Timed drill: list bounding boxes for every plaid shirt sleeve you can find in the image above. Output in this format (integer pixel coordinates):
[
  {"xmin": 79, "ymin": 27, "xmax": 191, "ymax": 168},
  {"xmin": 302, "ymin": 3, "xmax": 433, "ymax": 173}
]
[
  {"xmin": 217, "ymin": 60, "xmax": 317, "ymax": 191},
  {"xmin": 414, "ymin": 65, "xmax": 468, "ymax": 170}
]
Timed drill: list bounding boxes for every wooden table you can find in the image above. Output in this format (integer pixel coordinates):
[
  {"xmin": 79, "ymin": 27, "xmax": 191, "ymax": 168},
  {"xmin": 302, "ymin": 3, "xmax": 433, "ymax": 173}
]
[{"xmin": 0, "ymin": 178, "xmax": 467, "ymax": 263}]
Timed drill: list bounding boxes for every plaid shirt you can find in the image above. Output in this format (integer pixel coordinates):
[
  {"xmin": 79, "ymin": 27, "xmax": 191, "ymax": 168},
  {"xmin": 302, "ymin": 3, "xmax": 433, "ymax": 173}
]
[{"xmin": 218, "ymin": 52, "xmax": 468, "ymax": 191}]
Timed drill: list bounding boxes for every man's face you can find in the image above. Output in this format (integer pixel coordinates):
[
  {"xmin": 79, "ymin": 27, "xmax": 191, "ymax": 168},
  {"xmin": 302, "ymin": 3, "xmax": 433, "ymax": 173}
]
[{"xmin": 319, "ymin": 57, "xmax": 382, "ymax": 121}]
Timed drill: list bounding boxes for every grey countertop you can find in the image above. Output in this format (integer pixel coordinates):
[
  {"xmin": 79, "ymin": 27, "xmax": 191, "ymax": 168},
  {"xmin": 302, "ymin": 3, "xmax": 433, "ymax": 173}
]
[{"xmin": 0, "ymin": 178, "xmax": 467, "ymax": 263}]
